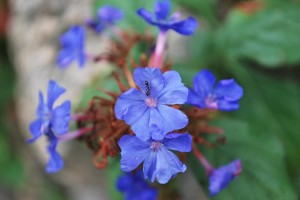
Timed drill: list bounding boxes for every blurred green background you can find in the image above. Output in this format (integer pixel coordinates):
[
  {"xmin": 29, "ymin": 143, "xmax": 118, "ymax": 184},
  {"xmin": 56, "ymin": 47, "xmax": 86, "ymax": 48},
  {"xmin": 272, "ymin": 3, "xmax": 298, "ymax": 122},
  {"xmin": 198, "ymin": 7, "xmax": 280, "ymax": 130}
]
[{"xmin": 1, "ymin": 0, "xmax": 300, "ymax": 199}]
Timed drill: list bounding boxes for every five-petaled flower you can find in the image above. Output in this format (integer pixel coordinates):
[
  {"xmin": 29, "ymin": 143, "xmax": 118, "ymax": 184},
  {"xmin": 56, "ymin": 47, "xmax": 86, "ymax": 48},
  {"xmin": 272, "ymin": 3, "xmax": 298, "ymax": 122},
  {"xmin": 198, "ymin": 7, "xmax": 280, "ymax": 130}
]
[
  {"xmin": 87, "ymin": 5, "xmax": 124, "ymax": 33},
  {"xmin": 57, "ymin": 26, "xmax": 86, "ymax": 68},
  {"xmin": 118, "ymin": 133, "xmax": 192, "ymax": 184},
  {"xmin": 209, "ymin": 160, "xmax": 242, "ymax": 196},
  {"xmin": 137, "ymin": 0, "xmax": 198, "ymax": 35},
  {"xmin": 116, "ymin": 171, "xmax": 158, "ymax": 200},
  {"xmin": 114, "ymin": 67, "xmax": 188, "ymax": 141},
  {"xmin": 188, "ymin": 69, "xmax": 243, "ymax": 111},
  {"xmin": 28, "ymin": 80, "xmax": 71, "ymax": 173}
]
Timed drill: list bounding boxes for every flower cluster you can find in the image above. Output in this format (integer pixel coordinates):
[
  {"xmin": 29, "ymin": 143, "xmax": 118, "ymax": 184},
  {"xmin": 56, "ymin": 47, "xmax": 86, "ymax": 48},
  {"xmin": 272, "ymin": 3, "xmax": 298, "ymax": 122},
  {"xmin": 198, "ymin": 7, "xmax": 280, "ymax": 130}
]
[
  {"xmin": 57, "ymin": 26, "xmax": 86, "ymax": 68},
  {"xmin": 27, "ymin": 0, "xmax": 245, "ymax": 199},
  {"xmin": 28, "ymin": 80, "xmax": 71, "ymax": 172},
  {"xmin": 188, "ymin": 69, "xmax": 243, "ymax": 111}
]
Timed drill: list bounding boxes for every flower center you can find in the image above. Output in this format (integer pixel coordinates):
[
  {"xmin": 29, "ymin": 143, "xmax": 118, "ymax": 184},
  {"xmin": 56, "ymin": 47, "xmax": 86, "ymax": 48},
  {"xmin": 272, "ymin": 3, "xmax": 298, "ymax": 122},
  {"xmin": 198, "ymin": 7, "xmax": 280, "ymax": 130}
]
[
  {"xmin": 205, "ymin": 94, "xmax": 218, "ymax": 109},
  {"xmin": 150, "ymin": 141, "xmax": 163, "ymax": 151},
  {"xmin": 145, "ymin": 97, "xmax": 157, "ymax": 107}
]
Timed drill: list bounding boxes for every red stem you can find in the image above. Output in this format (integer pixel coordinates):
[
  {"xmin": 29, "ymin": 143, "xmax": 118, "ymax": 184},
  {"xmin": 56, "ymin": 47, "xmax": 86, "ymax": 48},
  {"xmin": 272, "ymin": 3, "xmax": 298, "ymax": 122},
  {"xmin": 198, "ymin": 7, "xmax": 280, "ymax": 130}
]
[{"xmin": 192, "ymin": 144, "xmax": 214, "ymax": 175}]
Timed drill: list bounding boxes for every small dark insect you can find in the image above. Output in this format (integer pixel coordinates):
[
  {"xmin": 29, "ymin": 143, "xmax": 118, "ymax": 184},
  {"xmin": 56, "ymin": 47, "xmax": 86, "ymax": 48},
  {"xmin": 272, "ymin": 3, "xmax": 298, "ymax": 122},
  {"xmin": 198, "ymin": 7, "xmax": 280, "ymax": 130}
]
[{"xmin": 145, "ymin": 80, "xmax": 151, "ymax": 96}]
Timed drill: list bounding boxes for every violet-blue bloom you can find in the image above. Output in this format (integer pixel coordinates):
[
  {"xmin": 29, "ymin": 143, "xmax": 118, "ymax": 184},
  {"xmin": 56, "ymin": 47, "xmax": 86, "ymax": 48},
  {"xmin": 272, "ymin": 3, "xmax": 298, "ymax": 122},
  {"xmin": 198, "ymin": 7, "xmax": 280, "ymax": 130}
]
[
  {"xmin": 87, "ymin": 5, "xmax": 123, "ymax": 33},
  {"xmin": 137, "ymin": 0, "xmax": 197, "ymax": 35},
  {"xmin": 28, "ymin": 80, "xmax": 71, "ymax": 173},
  {"xmin": 57, "ymin": 26, "xmax": 86, "ymax": 68},
  {"xmin": 114, "ymin": 67, "xmax": 188, "ymax": 141},
  {"xmin": 118, "ymin": 133, "xmax": 192, "ymax": 184},
  {"xmin": 117, "ymin": 171, "xmax": 158, "ymax": 200},
  {"xmin": 45, "ymin": 131, "xmax": 64, "ymax": 173},
  {"xmin": 188, "ymin": 69, "xmax": 243, "ymax": 111},
  {"xmin": 209, "ymin": 160, "xmax": 242, "ymax": 196}
]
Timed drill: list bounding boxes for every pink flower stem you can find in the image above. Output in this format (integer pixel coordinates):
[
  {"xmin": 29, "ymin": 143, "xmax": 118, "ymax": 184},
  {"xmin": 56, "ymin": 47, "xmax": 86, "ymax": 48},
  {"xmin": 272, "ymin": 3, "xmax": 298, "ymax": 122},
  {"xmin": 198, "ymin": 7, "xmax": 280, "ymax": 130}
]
[
  {"xmin": 192, "ymin": 145, "xmax": 214, "ymax": 175},
  {"xmin": 149, "ymin": 31, "xmax": 167, "ymax": 68},
  {"xmin": 58, "ymin": 126, "xmax": 93, "ymax": 142}
]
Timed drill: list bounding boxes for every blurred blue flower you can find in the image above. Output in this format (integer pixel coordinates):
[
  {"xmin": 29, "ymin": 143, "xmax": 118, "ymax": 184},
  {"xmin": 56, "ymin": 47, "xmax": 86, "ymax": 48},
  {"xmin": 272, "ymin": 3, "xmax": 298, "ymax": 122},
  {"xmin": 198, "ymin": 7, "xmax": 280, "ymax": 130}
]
[
  {"xmin": 188, "ymin": 69, "xmax": 243, "ymax": 111},
  {"xmin": 114, "ymin": 67, "xmax": 188, "ymax": 141},
  {"xmin": 209, "ymin": 160, "xmax": 242, "ymax": 196},
  {"xmin": 118, "ymin": 133, "xmax": 192, "ymax": 184},
  {"xmin": 137, "ymin": 0, "xmax": 197, "ymax": 35},
  {"xmin": 57, "ymin": 26, "xmax": 86, "ymax": 68},
  {"xmin": 87, "ymin": 5, "xmax": 123, "ymax": 33},
  {"xmin": 45, "ymin": 131, "xmax": 64, "ymax": 173},
  {"xmin": 28, "ymin": 80, "xmax": 71, "ymax": 172},
  {"xmin": 117, "ymin": 171, "xmax": 158, "ymax": 200}
]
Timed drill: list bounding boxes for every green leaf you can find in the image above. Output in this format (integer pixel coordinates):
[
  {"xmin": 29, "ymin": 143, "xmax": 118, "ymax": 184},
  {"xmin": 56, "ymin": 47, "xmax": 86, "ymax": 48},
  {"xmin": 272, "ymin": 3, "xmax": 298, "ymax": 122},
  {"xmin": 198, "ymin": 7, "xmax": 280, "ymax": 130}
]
[
  {"xmin": 191, "ymin": 119, "xmax": 297, "ymax": 200},
  {"xmin": 217, "ymin": 4, "xmax": 300, "ymax": 67},
  {"xmin": 227, "ymin": 65, "xmax": 300, "ymax": 186}
]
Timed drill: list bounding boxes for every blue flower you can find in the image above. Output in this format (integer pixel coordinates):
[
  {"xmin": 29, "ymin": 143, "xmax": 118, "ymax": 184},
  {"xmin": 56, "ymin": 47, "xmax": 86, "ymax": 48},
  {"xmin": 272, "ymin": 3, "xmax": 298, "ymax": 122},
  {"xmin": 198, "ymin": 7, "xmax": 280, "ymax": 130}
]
[
  {"xmin": 188, "ymin": 69, "xmax": 243, "ymax": 111},
  {"xmin": 117, "ymin": 171, "xmax": 158, "ymax": 200},
  {"xmin": 45, "ymin": 131, "xmax": 64, "ymax": 173},
  {"xmin": 137, "ymin": 0, "xmax": 197, "ymax": 35},
  {"xmin": 28, "ymin": 80, "xmax": 71, "ymax": 172},
  {"xmin": 209, "ymin": 160, "xmax": 242, "ymax": 196},
  {"xmin": 118, "ymin": 133, "xmax": 192, "ymax": 184},
  {"xmin": 114, "ymin": 67, "xmax": 188, "ymax": 141},
  {"xmin": 57, "ymin": 26, "xmax": 86, "ymax": 68},
  {"xmin": 87, "ymin": 5, "xmax": 123, "ymax": 33}
]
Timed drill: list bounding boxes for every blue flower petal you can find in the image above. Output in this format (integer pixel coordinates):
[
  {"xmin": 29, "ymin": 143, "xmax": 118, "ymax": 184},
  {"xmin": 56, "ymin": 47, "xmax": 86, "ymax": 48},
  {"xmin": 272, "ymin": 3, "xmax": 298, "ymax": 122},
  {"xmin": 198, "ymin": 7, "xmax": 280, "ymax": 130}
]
[
  {"xmin": 114, "ymin": 88, "xmax": 145, "ymax": 120},
  {"xmin": 117, "ymin": 171, "xmax": 158, "ymax": 200},
  {"xmin": 86, "ymin": 19, "xmax": 105, "ymax": 33},
  {"xmin": 60, "ymin": 26, "xmax": 85, "ymax": 49},
  {"xmin": 217, "ymin": 100, "xmax": 239, "ymax": 111},
  {"xmin": 133, "ymin": 67, "xmax": 165, "ymax": 97},
  {"xmin": 154, "ymin": 147, "xmax": 187, "ymax": 184},
  {"xmin": 143, "ymin": 151, "xmax": 158, "ymax": 182},
  {"xmin": 171, "ymin": 17, "xmax": 198, "ymax": 35},
  {"xmin": 155, "ymin": 0, "xmax": 171, "ymax": 21},
  {"xmin": 132, "ymin": 188, "xmax": 158, "ymax": 200},
  {"xmin": 36, "ymin": 91, "xmax": 45, "ymax": 118},
  {"xmin": 132, "ymin": 189, "xmax": 156, "ymax": 199},
  {"xmin": 57, "ymin": 49, "xmax": 76, "ymax": 68},
  {"xmin": 187, "ymin": 89, "xmax": 205, "ymax": 108},
  {"xmin": 51, "ymin": 100, "xmax": 71, "ymax": 135},
  {"xmin": 213, "ymin": 79, "xmax": 243, "ymax": 102},
  {"xmin": 149, "ymin": 105, "xmax": 188, "ymax": 140},
  {"xmin": 58, "ymin": 26, "xmax": 86, "ymax": 68},
  {"xmin": 98, "ymin": 5, "xmax": 124, "ymax": 23},
  {"xmin": 47, "ymin": 80, "xmax": 66, "ymax": 110},
  {"xmin": 193, "ymin": 69, "xmax": 216, "ymax": 99},
  {"xmin": 157, "ymin": 71, "xmax": 188, "ymax": 105},
  {"xmin": 116, "ymin": 173, "xmax": 134, "ymax": 192},
  {"xmin": 163, "ymin": 133, "xmax": 192, "ymax": 152},
  {"xmin": 126, "ymin": 106, "xmax": 151, "ymax": 141},
  {"xmin": 119, "ymin": 135, "xmax": 151, "ymax": 172},
  {"xmin": 46, "ymin": 136, "xmax": 64, "ymax": 173},
  {"xmin": 27, "ymin": 119, "xmax": 43, "ymax": 143},
  {"xmin": 209, "ymin": 160, "xmax": 242, "ymax": 196},
  {"xmin": 137, "ymin": 8, "xmax": 155, "ymax": 25}
]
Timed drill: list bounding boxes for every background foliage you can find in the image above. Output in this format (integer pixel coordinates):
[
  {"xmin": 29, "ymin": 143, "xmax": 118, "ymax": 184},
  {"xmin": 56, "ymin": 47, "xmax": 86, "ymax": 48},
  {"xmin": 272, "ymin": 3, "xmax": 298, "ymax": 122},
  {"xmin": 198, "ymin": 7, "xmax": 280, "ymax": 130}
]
[{"xmin": 1, "ymin": 0, "xmax": 300, "ymax": 199}]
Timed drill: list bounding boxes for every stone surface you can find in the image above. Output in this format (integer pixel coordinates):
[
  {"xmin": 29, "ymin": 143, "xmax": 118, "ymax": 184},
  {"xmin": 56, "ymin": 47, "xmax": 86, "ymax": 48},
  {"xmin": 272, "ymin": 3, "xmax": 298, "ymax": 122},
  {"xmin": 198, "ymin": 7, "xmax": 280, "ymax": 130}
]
[{"xmin": 8, "ymin": 0, "xmax": 111, "ymax": 199}]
